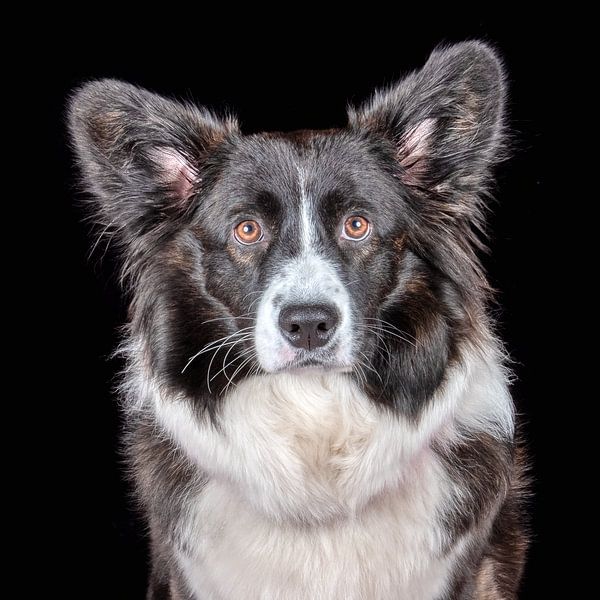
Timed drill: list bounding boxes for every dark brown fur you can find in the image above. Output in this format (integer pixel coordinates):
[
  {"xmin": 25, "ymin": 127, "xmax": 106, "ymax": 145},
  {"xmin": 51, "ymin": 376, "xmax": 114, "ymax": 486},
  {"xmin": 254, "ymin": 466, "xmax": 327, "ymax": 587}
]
[{"xmin": 439, "ymin": 437, "xmax": 528, "ymax": 598}]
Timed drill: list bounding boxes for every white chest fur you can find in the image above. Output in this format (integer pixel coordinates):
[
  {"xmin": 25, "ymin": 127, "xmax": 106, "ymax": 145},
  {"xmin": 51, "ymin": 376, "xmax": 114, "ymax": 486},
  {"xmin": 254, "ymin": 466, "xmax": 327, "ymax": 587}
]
[
  {"xmin": 179, "ymin": 470, "xmax": 458, "ymax": 600},
  {"xmin": 149, "ymin": 358, "xmax": 512, "ymax": 599}
]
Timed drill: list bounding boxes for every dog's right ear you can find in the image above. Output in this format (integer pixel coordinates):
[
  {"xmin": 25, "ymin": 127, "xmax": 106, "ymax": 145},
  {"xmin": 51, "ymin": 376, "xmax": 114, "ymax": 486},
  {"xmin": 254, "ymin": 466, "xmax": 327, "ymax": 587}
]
[{"xmin": 68, "ymin": 79, "xmax": 237, "ymax": 247}]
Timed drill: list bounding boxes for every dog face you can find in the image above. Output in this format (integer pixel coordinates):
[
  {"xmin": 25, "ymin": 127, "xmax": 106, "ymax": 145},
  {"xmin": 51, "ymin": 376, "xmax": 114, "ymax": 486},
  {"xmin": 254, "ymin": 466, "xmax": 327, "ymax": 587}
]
[
  {"xmin": 190, "ymin": 132, "xmax": 415, "ymax": 375},
  {"xmin": 69, "ymin": 42, "xmax": 505, "ymax": 416}
]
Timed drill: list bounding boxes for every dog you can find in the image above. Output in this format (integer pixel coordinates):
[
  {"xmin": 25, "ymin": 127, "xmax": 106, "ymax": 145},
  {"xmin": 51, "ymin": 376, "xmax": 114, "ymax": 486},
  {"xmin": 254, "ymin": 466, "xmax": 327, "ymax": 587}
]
[{"xmin": 69, "ymin": 41, "xmax": 528, "ymax": 599}]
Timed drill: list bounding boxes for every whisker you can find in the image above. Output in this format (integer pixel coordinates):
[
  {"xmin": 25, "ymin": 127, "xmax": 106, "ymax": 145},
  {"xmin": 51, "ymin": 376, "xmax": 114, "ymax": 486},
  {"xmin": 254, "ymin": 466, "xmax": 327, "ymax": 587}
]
[
  {"xmin": 354, "ymin": 363, "xmax": 367, "ymax": 385},
  {"xmin": 185, "ymin": 329, "xmax": 253, "ymax": 358},
  {"xmin": 221, "ymin": 352, "xmax": 257, "ymax": 395},
  {"xmin": 240, "ymin": 289, "xmax": 266, "ymax": 303},
  {"xmin": 206, "ymin": 330, "xmax": 253, "ymax": 393},
  {"xmin": 364, "ymin": 318, "xmax": 417, "ymax": 342},
  {"xmin": 248, "ymin": 295, "xmax": 264, "ymax": 312},
  {"xmin": 353, "ymin": 361, "xmax": 368, "ymax": 387},
  {"xmin": 200, "ymin": 315, "xmax": 256, "ymax": 325},
  {"xmin": 367, "ymin": 329, "xmax": 395, "ymax": 373},
  {"xmin": 182, "ymin": 336, "xmax": 250, "ymax": 363},
  {"xmin": 230, "ymin": 352, "xmax": 257, "ymax": 380},
  {"xmin": 358, "ymin": 351, "xmax": 384, "ymax": 385},
  {"xmin": 354, "ymin": 325, "xmax": 400, "ymax": 366},
  {"xmin": 344, "ymin": 278, "xmax": 361, "ymax": 286},
  {"xmin": 362, "ymin": 320, "xmax": 417, "ymax": 347},
  {"xmin": 370, "ymin": 328, "xmax": 416, "ymax": 348},
  {"xmin": 211, "ymin": 344, "xmax": 255, "ymax": 382},
  {"xmin": 181, "ymin": 327, "xmax": 254, "ymax": 374}
]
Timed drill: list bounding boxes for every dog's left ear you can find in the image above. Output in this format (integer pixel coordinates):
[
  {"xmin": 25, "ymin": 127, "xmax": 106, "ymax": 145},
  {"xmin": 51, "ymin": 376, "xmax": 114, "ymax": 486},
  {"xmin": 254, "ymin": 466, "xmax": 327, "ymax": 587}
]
[{"xmin": 349, "ymin": 41, "xmax": 506, "ymax": 194}]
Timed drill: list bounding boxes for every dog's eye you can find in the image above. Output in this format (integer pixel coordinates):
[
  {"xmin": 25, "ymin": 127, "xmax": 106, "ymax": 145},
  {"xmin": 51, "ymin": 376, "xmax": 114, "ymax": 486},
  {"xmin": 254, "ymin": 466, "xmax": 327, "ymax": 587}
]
[
  {"xmin": 342, "ymin": 216, "xmax": 371, "ymax": 241},
  {"xmin": 234, "ymin": 220, "xmax": 263, "ymax": 245}
]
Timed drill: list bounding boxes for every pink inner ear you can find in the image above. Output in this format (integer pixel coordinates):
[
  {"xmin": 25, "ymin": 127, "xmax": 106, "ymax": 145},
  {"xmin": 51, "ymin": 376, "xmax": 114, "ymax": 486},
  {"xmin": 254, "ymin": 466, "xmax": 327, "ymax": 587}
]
[
  {"xmin": 398, "ymin": 118, "xmax": 435, "ymax": 186},
  {"xmin": 153, "ymin": 147, "xmax": 197, "ymax": 200}
]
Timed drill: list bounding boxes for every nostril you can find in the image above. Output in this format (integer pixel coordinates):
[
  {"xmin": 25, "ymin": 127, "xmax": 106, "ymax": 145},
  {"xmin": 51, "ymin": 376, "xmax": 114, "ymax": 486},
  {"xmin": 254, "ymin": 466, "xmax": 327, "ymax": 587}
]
[
  {"xmin": 317, "ymin": 322, "xmax": 328, "ymax": 332},
  {"xmin": 290, "ymin": 323, "xmax": 300, "ymax": 333}
]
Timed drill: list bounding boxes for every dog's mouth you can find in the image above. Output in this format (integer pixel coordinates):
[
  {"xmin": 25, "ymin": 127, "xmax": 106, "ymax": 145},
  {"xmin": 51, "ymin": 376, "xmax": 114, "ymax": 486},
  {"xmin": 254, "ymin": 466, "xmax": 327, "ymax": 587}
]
[{"xmin": 273, "ymin": 347, "xmax": 353, "ymax": 374}]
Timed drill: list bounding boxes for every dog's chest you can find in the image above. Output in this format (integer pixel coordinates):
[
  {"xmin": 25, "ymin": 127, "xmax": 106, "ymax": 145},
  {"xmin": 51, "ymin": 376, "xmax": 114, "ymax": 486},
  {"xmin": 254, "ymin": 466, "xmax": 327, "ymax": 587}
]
[
  {"xmin": 163, "ymin": 375, "xmax": 459, "ymax": 599},
  {"xmin": 180, "ymin": 475, "xmax": 456, "ymax": 600}
]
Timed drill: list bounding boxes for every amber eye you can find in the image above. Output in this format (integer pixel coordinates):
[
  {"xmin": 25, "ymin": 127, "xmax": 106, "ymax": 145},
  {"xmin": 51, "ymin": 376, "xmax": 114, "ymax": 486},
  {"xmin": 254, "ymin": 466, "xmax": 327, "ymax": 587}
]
[
  {"xmin": 234, "ymin": 220, "xmax": 263, "ymax": 245},
  {"xmin": 342, "ymin": 215, "xmax": 371, "ymax": 241}
]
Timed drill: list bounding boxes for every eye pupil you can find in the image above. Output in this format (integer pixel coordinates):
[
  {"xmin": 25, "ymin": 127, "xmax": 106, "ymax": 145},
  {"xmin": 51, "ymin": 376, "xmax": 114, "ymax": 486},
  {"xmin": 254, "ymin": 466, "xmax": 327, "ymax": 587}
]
[
  {"xmin": 234, "ymin": 220, "xmax": 263, "ymax": 245},
  {"xmin": 343, "ymin": 215, "xmax": 371, "ymax": 241}
]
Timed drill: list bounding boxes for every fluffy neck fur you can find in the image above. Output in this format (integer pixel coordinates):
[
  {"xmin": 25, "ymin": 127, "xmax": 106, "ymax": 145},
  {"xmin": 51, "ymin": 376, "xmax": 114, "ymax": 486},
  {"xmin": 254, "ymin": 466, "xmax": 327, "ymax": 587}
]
[{"xmin": 125, "ymin": 339, "xmax": 513, "ymax": 599}]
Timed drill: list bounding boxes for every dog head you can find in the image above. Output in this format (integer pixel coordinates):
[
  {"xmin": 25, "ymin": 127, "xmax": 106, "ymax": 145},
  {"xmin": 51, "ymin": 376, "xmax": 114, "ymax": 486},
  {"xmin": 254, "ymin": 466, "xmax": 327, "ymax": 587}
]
[{"xmin": 69, "ymin": 42, "xmax": 505, "ymax": 415}]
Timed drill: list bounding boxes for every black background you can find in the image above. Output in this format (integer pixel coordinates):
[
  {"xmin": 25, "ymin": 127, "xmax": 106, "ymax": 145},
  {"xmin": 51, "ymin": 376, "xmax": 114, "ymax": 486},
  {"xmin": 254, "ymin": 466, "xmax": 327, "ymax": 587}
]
[{"xmin": 43, "ymin": 18, "xmax": 553, "ymax": 598}]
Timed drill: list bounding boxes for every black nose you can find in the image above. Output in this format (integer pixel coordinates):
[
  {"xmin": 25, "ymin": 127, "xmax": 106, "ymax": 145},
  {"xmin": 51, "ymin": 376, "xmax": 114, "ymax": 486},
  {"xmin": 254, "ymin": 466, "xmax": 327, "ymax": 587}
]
[{"xmin": 278, "ymin": 304, "xmax": 339, "ymax": 351}]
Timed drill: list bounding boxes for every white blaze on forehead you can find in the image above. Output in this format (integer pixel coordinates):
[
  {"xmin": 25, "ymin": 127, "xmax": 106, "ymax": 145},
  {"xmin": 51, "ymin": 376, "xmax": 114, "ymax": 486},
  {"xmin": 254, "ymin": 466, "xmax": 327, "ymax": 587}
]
[
  {"xmin": 297, "ymin": 164, "xmax": 316, "ymax": 251},
  {"xmin": 253, "ymin": 161, "xmax": 354, "ymax": 372}
]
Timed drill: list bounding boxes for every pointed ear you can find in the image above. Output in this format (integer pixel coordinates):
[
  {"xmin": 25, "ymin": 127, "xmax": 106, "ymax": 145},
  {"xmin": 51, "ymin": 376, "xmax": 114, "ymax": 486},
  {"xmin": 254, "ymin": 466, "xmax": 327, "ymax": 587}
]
[
  {"xmin": 348, "ymin": 41, "xmax": 506, "ymax": 194},
  {"xmin": 68, "ymin": 79, "xmax": 237, "ymax": 243}
]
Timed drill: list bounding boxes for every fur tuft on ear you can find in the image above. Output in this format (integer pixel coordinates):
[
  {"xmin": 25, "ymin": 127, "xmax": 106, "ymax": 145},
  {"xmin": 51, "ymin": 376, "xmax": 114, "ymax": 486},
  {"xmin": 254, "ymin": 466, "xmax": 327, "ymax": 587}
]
[
  {"xmin": 68, "ymin": 79, "xmax": 238, "ymax": 247},
  {"xmin": 349, "ymin": 41, "xmax": 506, "ymax": 194},
  {"xmin": 150, "ymin": 147, "xmax": 198, "ymax": 201},
  {"xmin": 349, "ymin": 42, "xmax": 507, "ymax": 300}
]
